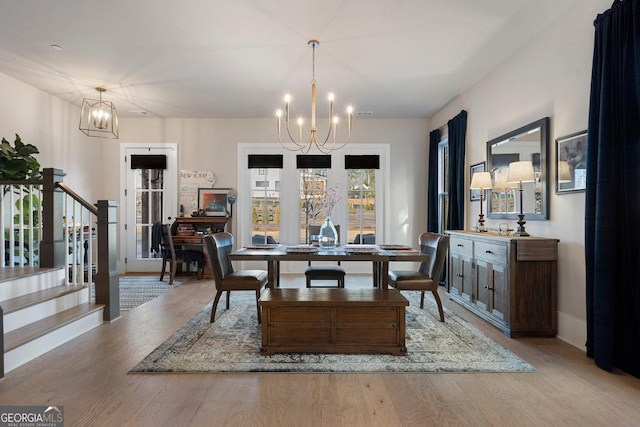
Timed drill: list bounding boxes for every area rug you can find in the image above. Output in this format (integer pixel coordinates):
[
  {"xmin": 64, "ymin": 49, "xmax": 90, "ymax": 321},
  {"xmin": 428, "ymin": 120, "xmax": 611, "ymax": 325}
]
[
  {"xmin": 129, "ymin": 291, "xmax": 535, "ymax": 373},
  {"xmin": 118, "ymin": 276, "xmax": 184, "ymax": 310}
]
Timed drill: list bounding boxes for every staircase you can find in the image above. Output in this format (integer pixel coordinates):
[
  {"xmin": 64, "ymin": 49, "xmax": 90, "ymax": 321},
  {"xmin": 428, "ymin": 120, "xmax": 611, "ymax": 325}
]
[{"xmin": 1, "ymin": 266, "xmax": 104, "ymax": 374}]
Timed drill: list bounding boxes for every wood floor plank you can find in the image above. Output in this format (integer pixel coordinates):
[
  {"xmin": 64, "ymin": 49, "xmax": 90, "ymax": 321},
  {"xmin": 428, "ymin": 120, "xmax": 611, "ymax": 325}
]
[{"xmin": 1, "ymin": 275, "xmax": 639, "ymax": 426}]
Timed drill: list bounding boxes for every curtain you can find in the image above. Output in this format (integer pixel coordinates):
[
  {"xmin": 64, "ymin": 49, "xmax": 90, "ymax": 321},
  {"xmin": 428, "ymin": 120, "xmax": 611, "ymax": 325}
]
[
  {"xmin": 586, "ymin": 0, "xmax": 640, "ymax": 378},
  {"xmin": 447, "ymin": 110, "xmax": 467, "ymax": 231},
  {"xmin": 427, "ymin": 128, "xmax": 441, "ymax": 233}
]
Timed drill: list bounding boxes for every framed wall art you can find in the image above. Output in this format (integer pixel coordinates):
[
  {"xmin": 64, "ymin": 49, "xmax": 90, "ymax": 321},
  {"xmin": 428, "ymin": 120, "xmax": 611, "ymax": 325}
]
[
  {"xmin": 556, "ymin": 130, "xmax": 587, "ymax": 194},
  {"xmin": 470, "ymin": 161, "xmax": 486, "ymax": 201},
  {"xmin": 198, "ymin": 188, "xmax": 230, "ymax": 216}
]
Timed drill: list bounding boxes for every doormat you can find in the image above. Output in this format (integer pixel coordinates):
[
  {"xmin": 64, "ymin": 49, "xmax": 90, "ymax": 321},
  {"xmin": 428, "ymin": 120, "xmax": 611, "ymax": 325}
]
[{"xmin": 118, "ymin": 276, "xmax": 184, "ymax": 310}]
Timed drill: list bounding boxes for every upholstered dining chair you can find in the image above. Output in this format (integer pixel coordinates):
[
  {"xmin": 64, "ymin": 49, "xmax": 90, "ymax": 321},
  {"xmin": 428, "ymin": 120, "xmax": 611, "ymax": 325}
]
[
  {"xmin": 388, "ymin": 232, "xmax": 450, "ymax": 322},
  {"xmin": 305, "ymin": 224, "xmax": 345, "ymax": 288},
  {"xmin": 157, "ymin": 223, "xmax": 204, "ymax": 285},
  {"xmin": 204, "ymin": 232, "xmax": 268, "ymax": 323}
]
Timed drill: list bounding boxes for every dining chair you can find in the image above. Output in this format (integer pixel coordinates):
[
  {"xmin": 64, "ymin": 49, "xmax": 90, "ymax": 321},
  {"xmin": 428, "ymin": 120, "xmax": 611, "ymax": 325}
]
[
  {"xmin": 157, "ymin": 223, "xmax": 204, "ymax": 285},
  {"xmin": 353, "ymin": 233, "xmax": 376, "ymax": 244},
  {"xmin": 204, "ymin": 232, "xmax": 268, "ymax": 323},
  {"xmin": 388, "ymin": 232, "xmax": 450, "ymax": 322},
  {"xmin": 251, "ymin": 234, "xmax": 277, "ymax": 245},
  {"xmin": 305, "ymin": 224, "xmax": 345, "ymax": 288}
]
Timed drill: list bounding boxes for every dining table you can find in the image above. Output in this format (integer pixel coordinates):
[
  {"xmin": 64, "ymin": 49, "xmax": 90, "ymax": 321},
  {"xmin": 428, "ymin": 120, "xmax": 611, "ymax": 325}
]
[{"xmin": 228, "ymin": 244, "xmax": 430, "ymax": 289}]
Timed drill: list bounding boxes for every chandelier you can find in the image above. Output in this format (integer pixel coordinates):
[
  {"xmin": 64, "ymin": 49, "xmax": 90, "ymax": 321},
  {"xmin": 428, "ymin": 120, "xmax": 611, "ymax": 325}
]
[
  {"xmin": 79, "ymin": 87, "xmax": 119, "ymax": 139},
  {"xmin": 276, "ymin": 40, "xmax": 353, "ymax": 153}
]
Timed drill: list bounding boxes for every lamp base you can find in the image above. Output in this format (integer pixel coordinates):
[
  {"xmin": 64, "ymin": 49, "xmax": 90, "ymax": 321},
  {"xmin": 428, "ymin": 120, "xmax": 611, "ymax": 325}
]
[
  {"xmin": 513, "ymin": 214, "xmax": 530, "ymax": 237},
  {"xmin": 476, "ymin": 214, "xmax": 488, "ymax": 232}
]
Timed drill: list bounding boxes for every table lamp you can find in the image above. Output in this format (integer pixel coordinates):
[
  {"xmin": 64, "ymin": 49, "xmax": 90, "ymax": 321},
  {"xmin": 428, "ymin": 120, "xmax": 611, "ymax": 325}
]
[
  {"xmin": 470, "ymin": 171, "xmax": 493, "ymax": 230},
  {"xmin": 507, "ymin": 161, "xmax": 535, "ymax": 236}
]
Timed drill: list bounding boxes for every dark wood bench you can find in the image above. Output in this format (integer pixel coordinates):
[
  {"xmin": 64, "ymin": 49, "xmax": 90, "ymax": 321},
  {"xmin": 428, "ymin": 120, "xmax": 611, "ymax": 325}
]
[{"xmin": 258, "ymin": 288, "xmax": 408, "ymax": 355}]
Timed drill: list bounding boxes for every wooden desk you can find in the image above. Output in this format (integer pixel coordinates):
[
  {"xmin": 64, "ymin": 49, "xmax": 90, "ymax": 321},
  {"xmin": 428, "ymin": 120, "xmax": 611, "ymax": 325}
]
[
  {"xmin": 229, "ymin": 245, "xmax": 429, "ymax": 289},
  {"xmin": 170, "ymin": 217, "xmax": 230, "ymax": 278},
  {"xmin": 259, "ymin": 288, "xmax": 408, "ymax": 355}
]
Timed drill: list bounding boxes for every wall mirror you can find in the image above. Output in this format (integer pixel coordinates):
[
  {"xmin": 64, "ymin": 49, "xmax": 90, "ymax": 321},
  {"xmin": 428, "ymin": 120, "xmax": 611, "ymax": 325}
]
[{"xmin": 486, "ymin": 117, "xmax": 549, "ymax": 220}]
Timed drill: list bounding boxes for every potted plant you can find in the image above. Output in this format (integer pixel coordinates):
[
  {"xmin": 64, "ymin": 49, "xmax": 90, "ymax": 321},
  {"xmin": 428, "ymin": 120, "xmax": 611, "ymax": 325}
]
[{"xmin": 0, "ymin": 134, "xmax": 41, "ymax": 265}]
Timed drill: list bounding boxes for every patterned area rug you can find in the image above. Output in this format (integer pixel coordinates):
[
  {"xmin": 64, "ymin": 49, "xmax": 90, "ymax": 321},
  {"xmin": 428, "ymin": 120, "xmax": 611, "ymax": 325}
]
[
  {"xmin": 118, "ymin": 276, "xmax": 183, "ymax": 310},
  {"xmin": 130, "ymin": 291, "xmax": 535, "ymax": 373}
]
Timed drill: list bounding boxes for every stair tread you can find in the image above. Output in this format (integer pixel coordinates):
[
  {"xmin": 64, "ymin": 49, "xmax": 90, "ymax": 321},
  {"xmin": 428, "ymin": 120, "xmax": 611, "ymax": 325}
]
[
  {"xmin": 4, "ymin": 303, "xmax": 104, "ymax": 352},
  {"xmin": 2, "ymin": 284, "xmax": 87, "ymax": 314},
  {"xmin": 0, "ymin": 267, "xmax": 61, "ymax": 284}
]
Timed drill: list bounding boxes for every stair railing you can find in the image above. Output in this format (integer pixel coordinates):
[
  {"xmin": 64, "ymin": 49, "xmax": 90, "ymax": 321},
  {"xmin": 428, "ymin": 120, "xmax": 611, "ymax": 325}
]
[{"xmin": 1, "ymin": 168, "xmax": 119, "ymax": 322}]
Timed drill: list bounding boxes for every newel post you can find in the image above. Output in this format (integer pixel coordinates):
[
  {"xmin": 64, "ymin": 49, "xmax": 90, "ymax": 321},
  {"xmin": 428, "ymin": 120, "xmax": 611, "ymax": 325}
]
[
  {"xmin": 95, "ymin": 200, "xmax": 120, "ymax": 321},
  {"xmin": 40, "ymin": 168, "xmax": 66, "ymax": 268}
]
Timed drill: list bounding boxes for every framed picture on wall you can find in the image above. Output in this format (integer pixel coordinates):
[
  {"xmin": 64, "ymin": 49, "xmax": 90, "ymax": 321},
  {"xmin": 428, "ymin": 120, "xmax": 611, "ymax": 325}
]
[
  {"xmin": 470, "ymin": 161, "xmax": 486, "ymax": 201},
  {"xmin": 556, "ymin": 130, "xmax": 587, "ymax": 194},
  {"xmin": 198, "ymin": 188, "xmax": 230, "ymax": 216}
]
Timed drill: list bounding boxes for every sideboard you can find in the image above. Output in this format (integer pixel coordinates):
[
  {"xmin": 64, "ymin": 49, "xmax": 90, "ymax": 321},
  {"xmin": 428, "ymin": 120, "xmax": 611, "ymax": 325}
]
[
  {"xmin": 170, "ymin": 216, "xmax": 230, "ymax": 278},
  {"xmin": 446, "ymin": 230, "xmax": 558, "ymax": 337}
]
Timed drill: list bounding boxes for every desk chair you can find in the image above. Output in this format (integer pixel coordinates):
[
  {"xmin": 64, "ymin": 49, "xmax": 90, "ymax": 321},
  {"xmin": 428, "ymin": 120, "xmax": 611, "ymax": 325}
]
[
  {"xmin": 388, "ymin": 232, "xmax": 450, "ymax": 322},
  {"xmin": 305, "ymin": 224, "xmax": 345, "ymax": 288},
  {"xmin": 204, "ymin": 232, "xmax": 268, "ymax": 323},
  {"xmin": 158, "ymin": 223, "xmax": 203, "ymax": 285}
]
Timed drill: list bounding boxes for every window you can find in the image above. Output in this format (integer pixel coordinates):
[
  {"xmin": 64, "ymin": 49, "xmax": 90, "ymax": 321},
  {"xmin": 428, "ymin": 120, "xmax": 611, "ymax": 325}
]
[
  {"xmin": 238, "ymin": 144, "xmax": 388, "ymax": 250},
  {"xmin": 133, "ymin": 168, "xmax": 164, "ymax": 259},
  {"xmin": 298, "ymin": 168, "xmax": 327, "ymax": 243},
  {"xmin": 347, "ymin": 169, "xmax": 376, "ymax": 243},
  {"xmin": 250, "ymin": 168, "xmax": 281, "ymax": 243}
]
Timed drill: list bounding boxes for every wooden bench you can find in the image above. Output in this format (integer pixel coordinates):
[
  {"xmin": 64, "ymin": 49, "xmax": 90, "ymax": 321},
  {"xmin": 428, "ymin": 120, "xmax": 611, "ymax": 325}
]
[{"xmin": 258, "ymin": 288, "xmax": 408, "ymax": 355}]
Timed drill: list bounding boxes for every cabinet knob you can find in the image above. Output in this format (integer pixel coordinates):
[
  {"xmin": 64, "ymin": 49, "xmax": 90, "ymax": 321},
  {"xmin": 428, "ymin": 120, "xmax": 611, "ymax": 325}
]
[
  {"xmin": 483, "ymin": 285, "xmax": 494, "ymax": 291},
  {"xmin": 457, "ymin": 243, "xmax": 464, "ymax": 247},
  {"xmin": 456, "ymin": 273, "xmax": 463, "ymax": 277}
]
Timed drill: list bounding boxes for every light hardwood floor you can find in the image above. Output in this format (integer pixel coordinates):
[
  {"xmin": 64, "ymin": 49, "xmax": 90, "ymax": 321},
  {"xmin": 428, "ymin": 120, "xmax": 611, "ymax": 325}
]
[{"xmin": 1, "ymin": 274, "xmax": 639, "ymax": 426}]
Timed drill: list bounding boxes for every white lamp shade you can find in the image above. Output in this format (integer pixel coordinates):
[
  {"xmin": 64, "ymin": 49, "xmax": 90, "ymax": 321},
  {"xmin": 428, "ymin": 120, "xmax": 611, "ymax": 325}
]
[
  {"xmin": 494, "ymin": 170, "xmax": 517, "ymax": 190},
  {"xmin": 470, "ymin": 171, "xmax": 493, "ymax": 189},
  {"xmin": 558, "ymin": 161, "xmax": 572, "ymax": 183},
  {"xmin": 507, "ymin": 161, "xmax": 535, "ymax": 183}
]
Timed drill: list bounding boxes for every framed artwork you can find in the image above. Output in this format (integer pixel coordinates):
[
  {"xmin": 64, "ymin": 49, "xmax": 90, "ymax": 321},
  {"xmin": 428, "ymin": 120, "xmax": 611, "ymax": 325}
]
[
  {"xmin": 198, "ymin": 188, "xmax": 230, "ymax": 216},
  {"xmin": 556, "ymin": 130, "xmax": 587, "ymax": 194},
  {"xmin": 470, "ymin": 161, "xmax": 486, "ymax": 201}
]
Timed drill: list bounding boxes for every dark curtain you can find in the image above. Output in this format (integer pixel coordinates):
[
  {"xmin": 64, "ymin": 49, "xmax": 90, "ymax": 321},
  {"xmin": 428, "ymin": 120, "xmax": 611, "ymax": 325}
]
[
  {"xmin": 586, "ymin": 0, "xmax": 640, "ymax": 378},
  {"xmin": 447, "ymin": 110, "xmax": 467, "ymax": 231},
  {"xmin": 427, "ymin": 128, "xmax": 441, "ymax": 233}
]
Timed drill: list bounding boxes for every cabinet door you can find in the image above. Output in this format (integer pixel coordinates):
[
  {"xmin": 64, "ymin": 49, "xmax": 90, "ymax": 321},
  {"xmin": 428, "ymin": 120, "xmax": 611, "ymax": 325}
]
[
  {"xmin": 489, "ymin": 262, "xmax": 508, "ymax": 322},
  {"xmin": 475, "ymin": 259, "xmax": 491, "ymax": 311},
  {"xmin": 449, "ymin": 252, "xmax": 474, "ymax": 303},
  {"xmin": 476, "ymin": 259, "xmax": 508, "ymax": 325}
]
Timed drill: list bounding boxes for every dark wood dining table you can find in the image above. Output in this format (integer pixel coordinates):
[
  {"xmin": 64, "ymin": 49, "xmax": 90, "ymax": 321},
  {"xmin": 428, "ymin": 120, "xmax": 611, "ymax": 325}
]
[{"xmin": 228, "ymin": 244, "xmax": 429, "ymax": 289}]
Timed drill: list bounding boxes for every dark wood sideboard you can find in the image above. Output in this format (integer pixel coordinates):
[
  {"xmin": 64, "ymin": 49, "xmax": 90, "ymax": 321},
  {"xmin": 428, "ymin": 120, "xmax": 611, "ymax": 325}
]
[
  {"xmin": 170, "ymin": 216, "xmax": 230, "ymax": 279},
  {"xmin": 446, "ymin": 230, "xmax": 558, "ymax": 337}
]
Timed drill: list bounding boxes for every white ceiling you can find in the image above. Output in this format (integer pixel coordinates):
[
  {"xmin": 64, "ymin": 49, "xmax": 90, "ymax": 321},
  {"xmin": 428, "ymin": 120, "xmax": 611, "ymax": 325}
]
[{"xmin": 0, "ymin": 0, "xmax": 577, "ymax": 119}]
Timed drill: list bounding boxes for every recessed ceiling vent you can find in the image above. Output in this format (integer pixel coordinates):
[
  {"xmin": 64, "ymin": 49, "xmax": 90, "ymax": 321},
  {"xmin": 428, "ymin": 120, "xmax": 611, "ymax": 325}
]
[{"xmin": 356, "ymin": 111, "xmax": 374, "ymax": 117}]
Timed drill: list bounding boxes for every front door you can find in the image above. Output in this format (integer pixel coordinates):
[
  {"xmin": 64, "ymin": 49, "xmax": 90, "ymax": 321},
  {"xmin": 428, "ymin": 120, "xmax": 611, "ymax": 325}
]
[{"xmin": 120, "ymin": 144, "xmax": 178, "ymax": 272}]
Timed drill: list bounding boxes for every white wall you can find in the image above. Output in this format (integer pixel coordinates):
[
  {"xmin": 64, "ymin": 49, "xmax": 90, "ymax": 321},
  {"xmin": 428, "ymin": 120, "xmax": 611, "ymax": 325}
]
[
  {"xmin": 431, "ymin": 0, "xmax": 611, "ymax": 349},
  {"xmin": 0, "ymin": 72, "xmax": 109, "ymax": 203}
]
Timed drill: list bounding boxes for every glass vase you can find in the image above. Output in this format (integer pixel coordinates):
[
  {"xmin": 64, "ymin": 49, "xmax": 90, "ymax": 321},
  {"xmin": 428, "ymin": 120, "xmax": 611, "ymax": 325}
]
[{"xmin": 319, "ymin": 216, "xmax": 338, "ymax": 249}]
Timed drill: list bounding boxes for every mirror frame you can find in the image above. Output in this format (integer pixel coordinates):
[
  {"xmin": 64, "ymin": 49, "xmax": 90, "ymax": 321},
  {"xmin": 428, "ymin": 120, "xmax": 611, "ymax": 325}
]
[{"xmin": 486, "ymin": 117, "xmax": 549, "ymax": 220}]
